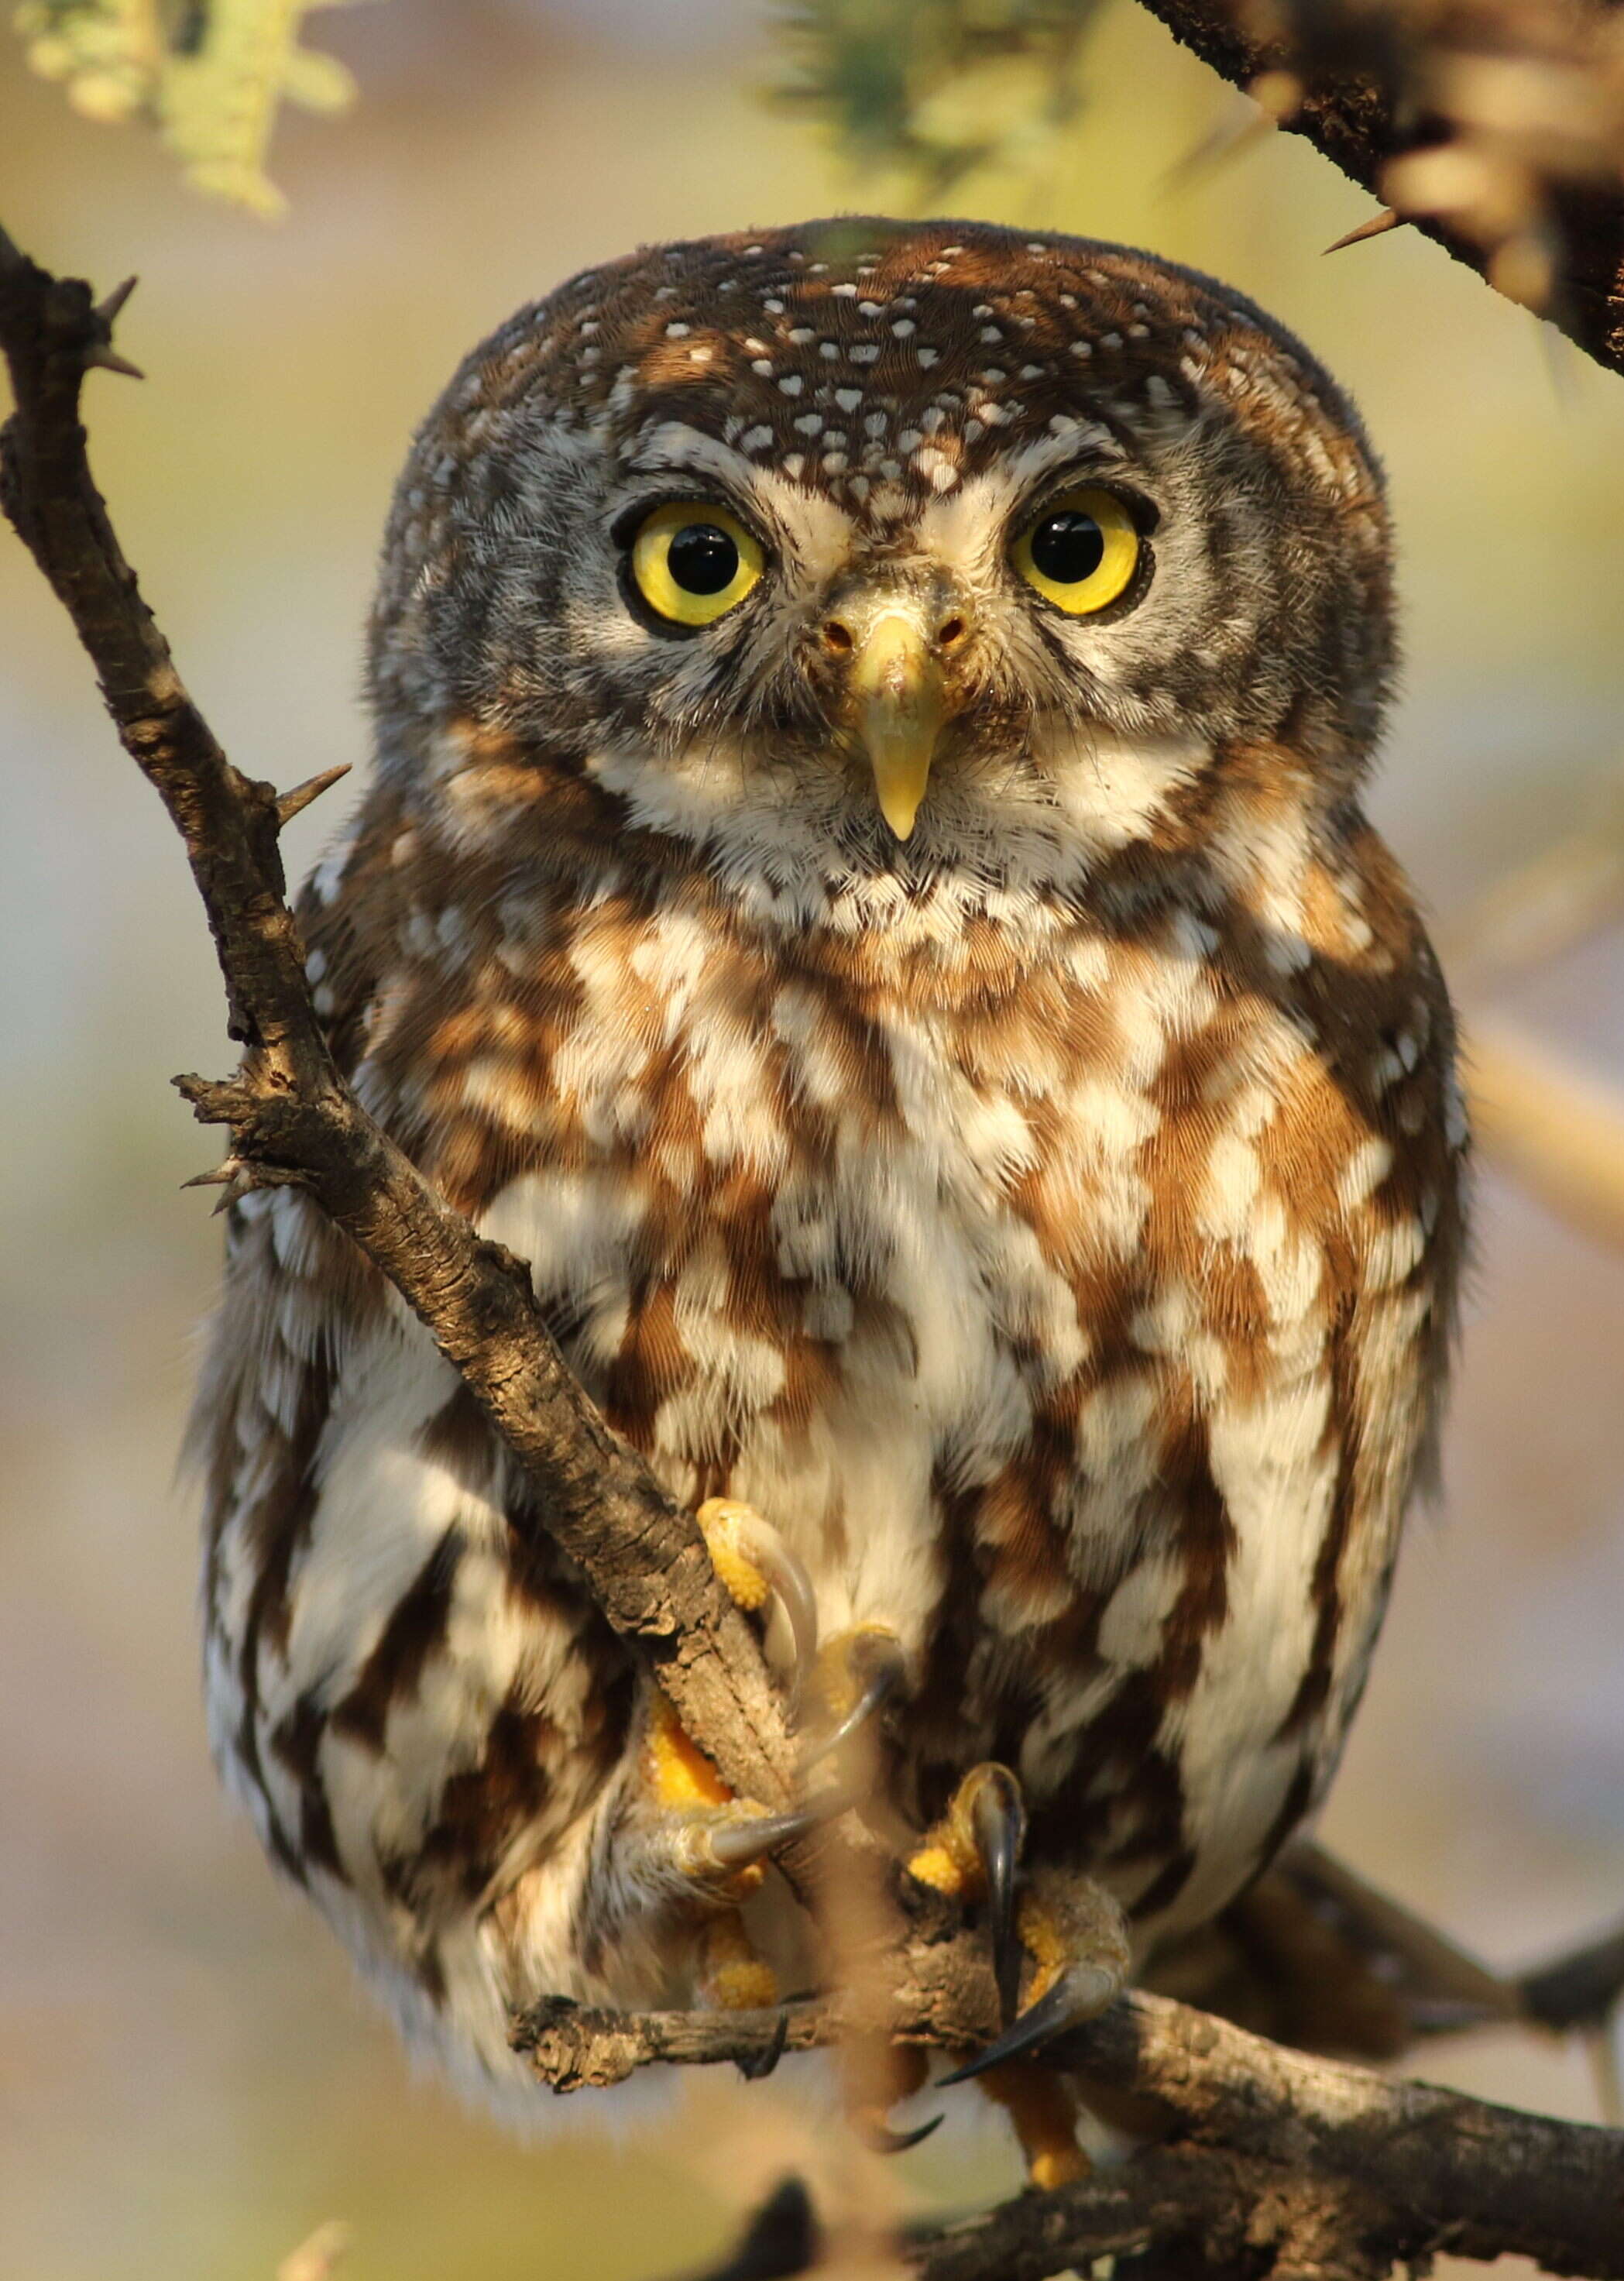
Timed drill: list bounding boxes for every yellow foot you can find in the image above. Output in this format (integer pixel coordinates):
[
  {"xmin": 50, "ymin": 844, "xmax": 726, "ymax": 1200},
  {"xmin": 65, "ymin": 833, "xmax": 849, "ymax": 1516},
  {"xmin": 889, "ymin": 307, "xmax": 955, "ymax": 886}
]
[
  {"xmin": 697, "ymin": 1908, "xmax": 779, "ymax": 2011},
  {"xmin": 804, "ymin": 1623, "xmax": 909, "ymax": 1767},
  {"xmin": 977, "ymin": 2059, "xmax": 1090, "ymax": 2190},
  {"xmin": 908, "ymin": 1763, "xmax": 1027, "ymax": 2018},
  {"xmin": 696, "ymin": 1497, "xmax": 819, "ymax": 1687},
  {"xmin": 640, "ymin": 1691, "xmax": 822, "ymax": 1895},
  {"xmin": 939, "ymin": 1858, "xmax": 1130, "ymax": 2082},
  {"xmin": 908, "ymin": 1765, "xmax": 1129, "ymax": 2180}
]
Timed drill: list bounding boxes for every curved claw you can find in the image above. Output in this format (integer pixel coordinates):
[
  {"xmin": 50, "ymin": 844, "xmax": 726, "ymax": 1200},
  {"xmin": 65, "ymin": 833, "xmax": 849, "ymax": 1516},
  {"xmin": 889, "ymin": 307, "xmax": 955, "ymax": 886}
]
[
  {"xmin": 698, "ymin": 1500, "xmax": 820, "ymax": 1707},
  {"xmin": 802, "ymin": 1628, "xmax": 908, "ymax": 1769},
  {"xmin": 734, "ymin": 2009, "xmax": 792, "ymax": 2083},
  {"xmin": 969, "ymin": 1766, "xmax": 1026, "ymax": 2029},
  {"xmin": 736, "ymin": 1516, "xmax": 820, "ymax": 1705},
  {"xmin": 857, "ymin": 2108, "xmax": 945, "ymax": 2154},
  {"xmin": 702, "ymin": 1798, "xmax": 830, "ymax": 1873},
  {"xmin": 938, "ymin": 1962, "xmax": 1122, "ymax": 2086}
]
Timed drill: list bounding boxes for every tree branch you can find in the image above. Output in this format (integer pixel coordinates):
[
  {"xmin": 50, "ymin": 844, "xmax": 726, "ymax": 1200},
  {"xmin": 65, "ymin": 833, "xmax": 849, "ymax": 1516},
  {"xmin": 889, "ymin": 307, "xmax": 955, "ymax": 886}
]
[
  {"xmin": 1137, "ymin": 0, "xmax": 1624, "ymax": 376},
  {"xmin": 0, "ymin": 222, "xmax": 805, "ymax": 1843},
  {"xmin": 524, "ymin": 1960, "xmax": 1624, "ymax": 2280},
  {"xmin": 8, "ymin": 223, "xmax": 1624, "ymax": 2281}
]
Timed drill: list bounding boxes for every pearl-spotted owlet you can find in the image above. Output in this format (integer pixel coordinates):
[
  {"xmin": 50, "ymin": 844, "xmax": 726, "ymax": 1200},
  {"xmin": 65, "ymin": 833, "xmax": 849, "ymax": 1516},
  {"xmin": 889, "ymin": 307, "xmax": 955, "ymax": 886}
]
[{"xmin": 191, "ymin": 218, "xmax": 1467, "ymax": 2174}]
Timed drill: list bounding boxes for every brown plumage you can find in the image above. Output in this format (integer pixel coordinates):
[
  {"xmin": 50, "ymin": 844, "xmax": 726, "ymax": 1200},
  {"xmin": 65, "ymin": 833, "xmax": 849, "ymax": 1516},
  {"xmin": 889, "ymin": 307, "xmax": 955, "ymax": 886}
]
[{"xmin": 190, "ymin": 218, "xmax": 1467, "ymax": 2119}]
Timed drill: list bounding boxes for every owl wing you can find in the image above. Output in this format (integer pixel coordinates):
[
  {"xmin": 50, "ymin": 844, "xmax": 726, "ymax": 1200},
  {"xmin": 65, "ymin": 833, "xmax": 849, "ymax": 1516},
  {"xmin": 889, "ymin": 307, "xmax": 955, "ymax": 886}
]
[{"xmin": 190, "ymin": 805, "xmax": 636, "ymax": 2049}]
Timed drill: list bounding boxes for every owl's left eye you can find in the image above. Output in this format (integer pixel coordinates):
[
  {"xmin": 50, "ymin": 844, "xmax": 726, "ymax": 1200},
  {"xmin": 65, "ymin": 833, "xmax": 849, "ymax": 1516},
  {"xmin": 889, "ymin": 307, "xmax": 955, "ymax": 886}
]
[
  {"xmin": 630, "ymin": 500, "xmax": 764, "ymax": 627},
  {"xmin": 1012, "ymin": 486, "xmax": 1140, "ymax": 616}
]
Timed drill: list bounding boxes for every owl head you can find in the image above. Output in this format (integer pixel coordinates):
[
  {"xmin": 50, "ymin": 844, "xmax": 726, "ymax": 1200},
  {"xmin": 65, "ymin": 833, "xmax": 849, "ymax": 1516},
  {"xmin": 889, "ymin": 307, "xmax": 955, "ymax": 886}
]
[{"xmin": 369, "ymin": 219, "xmax": 1392, "ymax": 889}]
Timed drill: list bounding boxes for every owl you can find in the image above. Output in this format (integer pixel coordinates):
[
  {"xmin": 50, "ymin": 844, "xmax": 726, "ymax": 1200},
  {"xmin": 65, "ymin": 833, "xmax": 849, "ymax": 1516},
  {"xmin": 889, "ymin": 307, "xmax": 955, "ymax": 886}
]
[{"xmin": 191, "ymin": 218, "xmax": 1467, "ymax": 2175}]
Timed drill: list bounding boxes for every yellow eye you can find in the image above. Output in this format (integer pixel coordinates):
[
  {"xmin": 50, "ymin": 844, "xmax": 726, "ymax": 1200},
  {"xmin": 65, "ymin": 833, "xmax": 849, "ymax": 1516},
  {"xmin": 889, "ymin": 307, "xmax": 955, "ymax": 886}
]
[
  {"xmin": 630, "ymin": 499, "xmax": 764, "ymax": 627},
  {"xmin": 1012, "ymin": 486, "xmax": 1140, "ymax": 615}
]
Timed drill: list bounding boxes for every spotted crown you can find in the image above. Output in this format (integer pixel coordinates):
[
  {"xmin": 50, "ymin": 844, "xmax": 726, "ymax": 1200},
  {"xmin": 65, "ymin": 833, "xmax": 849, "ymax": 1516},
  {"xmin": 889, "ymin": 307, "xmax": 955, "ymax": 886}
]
[{"xmin": 371, "ymin": 217, "xmax": 1393, "ymax": 771}]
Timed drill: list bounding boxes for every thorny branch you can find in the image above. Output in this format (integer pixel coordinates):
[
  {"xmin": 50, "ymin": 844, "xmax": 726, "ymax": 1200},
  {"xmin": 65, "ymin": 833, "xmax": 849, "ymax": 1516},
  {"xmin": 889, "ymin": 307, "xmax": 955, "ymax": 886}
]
[
  {"xmin": 5, "ymin": 228, "xmax": 1624, "ymax": 2279},
  {"xmin": 0, "ymin": 219, "xmax": 808, "ymax": 1852},
  {"xmin": 1138, "ymin": 0, "xmax": 1624, "ymax": 372},
  {"xmin": 784, "ymin": 0, "xmax": 1624, "ymax": 377}
]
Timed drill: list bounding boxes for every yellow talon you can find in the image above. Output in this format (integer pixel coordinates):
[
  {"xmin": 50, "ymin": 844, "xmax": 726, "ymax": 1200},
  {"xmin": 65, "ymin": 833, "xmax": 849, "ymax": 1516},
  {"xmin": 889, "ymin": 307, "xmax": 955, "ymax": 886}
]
[
  {"xmin": 644, "ymin": 1690, "xmax": 733, "ymax": 1810},
  {"xmin": 697, "ymin": 1497, "xmax": 774, "ymax": 1613},
  {"xmin": 1017, "ymin": 1888, "xmax": 1070, "ymax": 2004},
  {"xmin": 695, "ymin": 1498, "xmax": 819, "ymax": 1692},
  {"xmin": 905, "ymin": 1841, "xmax": 967, "ymax": 1896},
  {"xmin": 977, "ymin": 2059, "xmax": 1090, "ymax": 2191},
  {"xmin": 905, "ymin": 1763, "xmax": 1015, "ymax": 1901},
  {"xmin": 699, "ymin": 1910, "xmax": 779, "ymax": 2011}
]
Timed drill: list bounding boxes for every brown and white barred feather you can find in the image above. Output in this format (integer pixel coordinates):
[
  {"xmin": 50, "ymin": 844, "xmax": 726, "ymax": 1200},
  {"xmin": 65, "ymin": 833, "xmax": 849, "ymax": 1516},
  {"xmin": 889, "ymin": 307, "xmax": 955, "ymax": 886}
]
[{"xmin": 190, "ymin": 219, "xmax": 1467, "ymax": 2110}]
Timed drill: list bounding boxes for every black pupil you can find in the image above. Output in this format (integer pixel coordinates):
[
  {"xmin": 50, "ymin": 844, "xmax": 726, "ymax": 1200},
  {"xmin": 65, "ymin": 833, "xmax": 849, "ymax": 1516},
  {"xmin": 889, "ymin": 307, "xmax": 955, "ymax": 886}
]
[
  {"xmin": 1031, "ymin": 509, "xmax": 1106, "ymax": 586},
  {"xmin": 668, "ymin": 521, "xmax": 739, "ymax": 596}
]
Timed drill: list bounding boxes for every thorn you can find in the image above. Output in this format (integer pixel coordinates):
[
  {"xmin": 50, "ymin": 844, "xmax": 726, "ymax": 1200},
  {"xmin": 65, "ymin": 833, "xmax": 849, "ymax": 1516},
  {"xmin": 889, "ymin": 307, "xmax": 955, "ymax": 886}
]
[
  {"xmin": 84, "ymin": 343, "xmax": 144, "ymax": 380},
  {"xmin": 276, "ymin": 763, "xmax": 352, "ymax": 828},
  {"xmin": 1249, "ymin": 68, "xmax": 1303, "ymax": 124},
  {"xmin": 1324, "ymin": 208, "xmax": 1403, "ymax": 256},
  {"xmin": 1164, "ymin": 101, "xmax": 1275, "ymax": 189},
  {"xmin": 181, "ymin": 1159, "xmax": 244, "ymax": 1190},
  {"xmin": 95, "ymin": 275, "xmax": 139, "ymax": 325}
]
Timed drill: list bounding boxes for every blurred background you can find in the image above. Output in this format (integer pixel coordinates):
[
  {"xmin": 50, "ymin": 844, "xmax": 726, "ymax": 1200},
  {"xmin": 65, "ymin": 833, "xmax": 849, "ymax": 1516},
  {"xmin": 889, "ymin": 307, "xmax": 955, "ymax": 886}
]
[{"xmin": 3, "ymin": 5, "xmax": 1623, "ymax": 2276}]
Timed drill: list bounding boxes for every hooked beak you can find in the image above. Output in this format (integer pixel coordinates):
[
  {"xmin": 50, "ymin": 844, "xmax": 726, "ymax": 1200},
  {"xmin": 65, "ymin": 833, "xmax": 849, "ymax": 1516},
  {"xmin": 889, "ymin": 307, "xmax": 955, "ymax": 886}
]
[{"xmin": 846, "ymin": 613, "xmax": 949, "ymax": 842}]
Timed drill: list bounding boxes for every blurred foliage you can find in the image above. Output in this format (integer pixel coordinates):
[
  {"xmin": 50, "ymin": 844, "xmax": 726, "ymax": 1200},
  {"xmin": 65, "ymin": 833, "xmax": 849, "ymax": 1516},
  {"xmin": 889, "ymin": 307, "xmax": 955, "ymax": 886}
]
[
  {"xmin": 12, "ymin": 0, "xmax": 364, "ymax": 214},
  {"xmin": 776, "ymin": 0, "xmax": 1624, "ymax": 332},
  {"xmin": 774, "ymin": 0, "xmax": 1104, "ymax": 198}
]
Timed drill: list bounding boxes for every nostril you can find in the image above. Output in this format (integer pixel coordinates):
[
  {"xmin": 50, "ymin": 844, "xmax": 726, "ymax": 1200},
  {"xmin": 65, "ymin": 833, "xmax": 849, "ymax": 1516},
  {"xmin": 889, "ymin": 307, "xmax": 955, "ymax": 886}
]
[
  {"xmin": 822, "ymin": 619, "xmax": 854, "ymax": 654},
  {"xmin": 935, "ymin": 615, "xmax": 967, "ymax": 651}
]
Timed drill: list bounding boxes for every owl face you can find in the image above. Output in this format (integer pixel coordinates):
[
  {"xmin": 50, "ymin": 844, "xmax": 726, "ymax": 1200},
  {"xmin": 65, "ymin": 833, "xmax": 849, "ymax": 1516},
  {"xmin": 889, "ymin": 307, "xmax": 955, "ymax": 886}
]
[{"xmin": 372, "ymin": 220, "xmax": 1393, "ymax": 884}]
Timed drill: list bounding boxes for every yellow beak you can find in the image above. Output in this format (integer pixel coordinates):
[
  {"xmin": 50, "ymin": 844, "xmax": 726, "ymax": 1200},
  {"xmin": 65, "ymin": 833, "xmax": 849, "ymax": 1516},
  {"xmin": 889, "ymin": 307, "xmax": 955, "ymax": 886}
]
[{"xmin": 848, "ymin": 613, "xmax": 946, "ymax": 842}]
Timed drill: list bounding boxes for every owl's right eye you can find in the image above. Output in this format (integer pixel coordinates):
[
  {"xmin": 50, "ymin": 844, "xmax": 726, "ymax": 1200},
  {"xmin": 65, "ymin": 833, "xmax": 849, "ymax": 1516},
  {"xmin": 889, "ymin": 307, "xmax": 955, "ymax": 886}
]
[{"xmin": 630, "ymin": 500, "xmax": 764, "ymax": 627}]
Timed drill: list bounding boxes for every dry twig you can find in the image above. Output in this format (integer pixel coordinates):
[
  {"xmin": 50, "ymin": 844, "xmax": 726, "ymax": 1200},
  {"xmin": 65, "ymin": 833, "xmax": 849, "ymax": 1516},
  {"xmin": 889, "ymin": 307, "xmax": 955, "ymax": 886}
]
[
  {"xmin": 579, "ymin": 1953, "xmax": 1624, "ymax": 2279},
  {"xmin": 1140, "ymin": 0, "xmax": 1624, "ymax": 368},
  {"xmin": 6, "ymin": 225, "xmax": 1624, "ymax": 2279}
]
